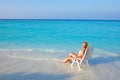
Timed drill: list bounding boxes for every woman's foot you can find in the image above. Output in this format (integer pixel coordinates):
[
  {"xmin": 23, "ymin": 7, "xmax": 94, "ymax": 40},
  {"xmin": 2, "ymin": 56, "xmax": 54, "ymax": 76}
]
[{"xmin": 62, "ymin": 59, "xmax": 68, "ymax": 63}]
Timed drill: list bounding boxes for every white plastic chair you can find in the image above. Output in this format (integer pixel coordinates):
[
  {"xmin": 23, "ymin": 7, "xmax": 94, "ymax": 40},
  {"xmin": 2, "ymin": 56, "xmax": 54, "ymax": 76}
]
[{"xmin": 71, "ymin": 47, "xmax": 94, "ymax": 70}]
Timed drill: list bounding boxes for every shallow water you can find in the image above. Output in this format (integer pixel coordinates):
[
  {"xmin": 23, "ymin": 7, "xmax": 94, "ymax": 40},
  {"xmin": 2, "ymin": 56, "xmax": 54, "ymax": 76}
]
[{"xmin": 0, "ymin": 49, "xmax": 120, "ymax": 80}]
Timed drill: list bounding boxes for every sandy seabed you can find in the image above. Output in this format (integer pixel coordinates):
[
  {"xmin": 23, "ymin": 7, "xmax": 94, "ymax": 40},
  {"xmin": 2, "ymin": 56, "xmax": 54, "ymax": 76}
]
[{"xmin": 0, "ymin": 49, "xmax": 120, "ymax": 80}]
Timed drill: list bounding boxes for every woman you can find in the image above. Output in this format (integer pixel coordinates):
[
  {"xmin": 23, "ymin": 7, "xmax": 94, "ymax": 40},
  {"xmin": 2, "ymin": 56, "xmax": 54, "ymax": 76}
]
[{"xmin": 62, "ymin": 42, "xmax": 88, "ymax": 63}]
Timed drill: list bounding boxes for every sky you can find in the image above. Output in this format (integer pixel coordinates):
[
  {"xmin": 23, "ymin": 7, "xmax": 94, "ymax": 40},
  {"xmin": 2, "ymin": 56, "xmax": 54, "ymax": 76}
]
[{"xmin": 0, "ymin": 0, "xmax": 120, "ymax": 19}]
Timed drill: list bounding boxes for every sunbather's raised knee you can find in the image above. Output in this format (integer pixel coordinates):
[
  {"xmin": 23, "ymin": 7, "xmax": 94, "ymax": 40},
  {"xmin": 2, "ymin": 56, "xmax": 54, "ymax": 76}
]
[
  {"xmin": 69, "ymin": 52, "xmax": 77, "ymax": 58},
  {"xmin": 69, "ymin": 52, "xmax": 74, "ymax": 56}
]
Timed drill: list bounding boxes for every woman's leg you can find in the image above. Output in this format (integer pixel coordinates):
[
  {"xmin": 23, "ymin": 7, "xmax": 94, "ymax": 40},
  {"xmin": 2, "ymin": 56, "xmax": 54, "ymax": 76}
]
[
  {"xmin": 62, "ymin": 52, "xmax": 77, "ymax": 63},
  {"xmin": 62, "ymin": 57, "xmax": 73, "ymax": 63},
  {"xmin": 68, "ymin": 52, "xmax": 77, "ymax": 58}
]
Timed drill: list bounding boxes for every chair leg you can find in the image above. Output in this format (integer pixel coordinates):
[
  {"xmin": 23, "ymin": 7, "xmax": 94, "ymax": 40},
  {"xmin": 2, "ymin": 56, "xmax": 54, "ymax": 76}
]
[
  {"xmin": 71, "ymin": 59, "xmax": 75, "ymax": 67},
  {"xmin": 76, "ymin": 60, "xmax": 81, "ymax": 70},
  {"xmin": 86, "ymin": 60, "xmax": 89, "ymax": 66}
]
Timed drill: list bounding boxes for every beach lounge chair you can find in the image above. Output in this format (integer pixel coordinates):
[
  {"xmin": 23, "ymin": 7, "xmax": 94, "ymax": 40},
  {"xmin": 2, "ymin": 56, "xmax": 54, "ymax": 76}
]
[{"xmin": 71, "ymin": 47, "xmax": 94, "ymax": 70}]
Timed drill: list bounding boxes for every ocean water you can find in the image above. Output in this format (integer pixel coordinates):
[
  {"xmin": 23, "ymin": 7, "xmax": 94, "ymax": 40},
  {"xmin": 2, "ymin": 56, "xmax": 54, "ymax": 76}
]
[{"xmin": 0, "ymin": 19, "xmax": 120, "ymax": 54}]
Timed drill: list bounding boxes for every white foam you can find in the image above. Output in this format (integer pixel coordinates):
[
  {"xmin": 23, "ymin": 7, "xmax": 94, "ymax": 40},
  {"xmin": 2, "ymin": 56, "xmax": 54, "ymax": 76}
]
[
  {"xmin": 0, "ymin": 48, "xmax": 66, "ymax": 53},
  {"xmin": 7, "ymin": 54, "xmax": 59, "ymax": 61},
  {"xmin": 1, "ymin": 47, "xmax": 120, "ymax": 61},
  {"xmin": 93, "ymin": 47, "xmax": 120, "ymax": 57}
]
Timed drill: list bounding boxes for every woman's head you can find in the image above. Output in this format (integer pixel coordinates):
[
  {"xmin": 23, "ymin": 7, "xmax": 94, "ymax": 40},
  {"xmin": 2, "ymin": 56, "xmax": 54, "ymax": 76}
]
[{"xmin": 82, "ymin": 41, "xmax": 88, "ymax": 48}]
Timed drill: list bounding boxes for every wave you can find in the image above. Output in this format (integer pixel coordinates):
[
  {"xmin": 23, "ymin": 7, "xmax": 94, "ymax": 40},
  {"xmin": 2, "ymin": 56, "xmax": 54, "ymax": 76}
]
[
  {"xmin": 7, "ymin": 54, "xmax": 59, "ymax": 61},
  {"xmin": 1, "ymin": 47, "xmax": 120, "ymax": 61},
  {"xmin": 93, "ymin": 47, "xmax": 120, "ymax": 57},
  {"xmin": 0, "ymin": 48, "xmax": 66, "ymax": 53}
]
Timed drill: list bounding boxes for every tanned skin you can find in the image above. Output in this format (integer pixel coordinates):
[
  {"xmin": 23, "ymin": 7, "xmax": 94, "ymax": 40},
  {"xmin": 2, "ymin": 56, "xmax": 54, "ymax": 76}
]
[{"xmin": 62, "ymin": 42, "xmax": 88, "ymax": 63}]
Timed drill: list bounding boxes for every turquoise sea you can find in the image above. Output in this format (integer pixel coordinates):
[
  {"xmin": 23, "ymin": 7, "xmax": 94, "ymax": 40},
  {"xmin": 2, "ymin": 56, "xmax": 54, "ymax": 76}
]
[{"xmin": 0, "ymin": 19, "xmax": 120, "ymax": 54}]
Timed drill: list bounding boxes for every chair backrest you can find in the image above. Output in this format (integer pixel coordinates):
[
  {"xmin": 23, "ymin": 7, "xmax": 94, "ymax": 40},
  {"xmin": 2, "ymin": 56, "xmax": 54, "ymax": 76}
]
[
  {"xmin": 82, "ymin": 47, "xmax": 94, "ymax": 63},
  {"xmin": 80, "ymin": 47, "xmax": 88, "ymax": 60}
]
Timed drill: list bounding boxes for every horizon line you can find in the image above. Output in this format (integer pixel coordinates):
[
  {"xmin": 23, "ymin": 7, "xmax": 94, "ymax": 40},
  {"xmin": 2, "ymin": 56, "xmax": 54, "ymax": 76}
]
[{"xmin": 0, "ymin": 18, "xmax": 120, "ymax": 21}]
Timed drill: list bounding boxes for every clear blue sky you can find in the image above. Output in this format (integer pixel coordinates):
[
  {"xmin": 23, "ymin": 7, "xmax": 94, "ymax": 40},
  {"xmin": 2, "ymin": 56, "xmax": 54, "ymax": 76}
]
[{"xmin": 0, "ymin": 0, "xmax": 120, "ymax": 19}]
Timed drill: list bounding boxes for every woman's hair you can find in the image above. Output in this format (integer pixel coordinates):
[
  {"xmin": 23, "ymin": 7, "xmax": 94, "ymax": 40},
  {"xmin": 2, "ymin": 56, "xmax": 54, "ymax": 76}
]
[{"xmin": 83, "ymin": 41, "xmax": 88, "ymax": 48}]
